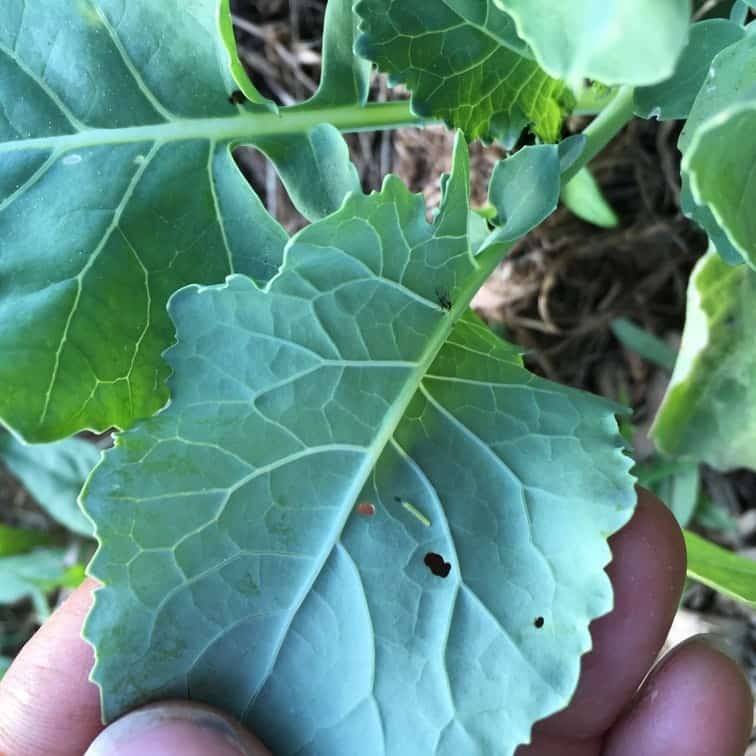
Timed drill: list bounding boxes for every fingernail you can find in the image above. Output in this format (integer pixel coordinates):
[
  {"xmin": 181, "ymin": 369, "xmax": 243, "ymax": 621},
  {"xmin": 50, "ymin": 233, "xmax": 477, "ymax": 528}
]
[{"xmin": 85, "ymin": 702, "xmax": 266, "ymax": 756}]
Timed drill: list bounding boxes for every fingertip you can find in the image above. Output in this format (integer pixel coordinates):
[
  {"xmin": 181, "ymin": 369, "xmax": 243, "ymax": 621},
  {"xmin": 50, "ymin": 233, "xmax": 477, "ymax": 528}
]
[
  {"xmin": 604, "ymin": 638, "xmax": 754, "ymax": 756},
  {"xmin": 539, "ymin": 487, "xmax": 687, "ymax": 737},
  {"xmin": 84, "ymin": 702, "xmax": 270, "ymax": 756},
  {"xmin": 0, "ymin": 578, "xmax": 103, "ymax": 756}
]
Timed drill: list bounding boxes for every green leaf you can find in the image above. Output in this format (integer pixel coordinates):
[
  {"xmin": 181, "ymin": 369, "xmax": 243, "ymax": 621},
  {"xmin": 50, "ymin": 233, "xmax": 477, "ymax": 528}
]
[
  {"xmin": 0, "ymin": 524, "xmax": 54, "ymax": 558},
  {"xmin": 494, "ymin": 0, "xmax": 691, "ymax": 89},
  {"xmin": 308, "ymin": 0, "xmax": 371, "ymax": 108},
  {"xmin": 83, "ymin": 138, "xmax": 635, "ymax": 754},
  {"xmin": 254, "ymin": 124, "xmax": 362, "ymax": 221},
  {"xmin": 694, "ymin": 495, "xmax": 740, "ymax": 533},
  {"xmin": 610, "ymin": 318, "xmax": 677, "ymax": 371},
  {"xmin": 0, "ymin": 656, "xmax": 10, "ymax": 679},
  {"xmin": 484, "ymin": 144, "xmax": 562, "ymax": 252},
  {"xmin": 684, "ymin": 530, "xmax": 756, "ymax": 607},
  {"xmin": 0, "ymin": 432, "xmax": 99, "ymax": 537},
  {"xmin": 0, "ymin": 548, "xmax": 73, "ymax": 620},
  {"xmin": 217, "ymin": 0, "xmax": 278, "ymax": 110},
  {"xmin": 558, "ymin": 134, "xmax": 588, "ymax": 175},
  {"xmin": 659, "ymin": 466, "xmax": 700, "ymax": 527},
  {"xmin": 684, "ymin": 101, "xmax": 756, "ymax": 267},
  {"xmin": 354, "ymin": 0, "xmax": 574, "ymax": 142},
  {"xmin": 652, "ymin": 249, "xmax": 756, "ymax": 470},
  {"xmin": 561, "ymin": 168, "xmax": 619, "ymax": 229},
  {"xmin": 730, "ymin": 0, "xmax": 754, "ymax": 24},
  {"xmin": 634, "ymin": 19, "xmax": 745, "ymax": 120},
  {"xmin": 251, "ymin": 0, "xmax": 369, "ymax": 222},
  {"xmin": 634, "ymin": 456, "xmax": 701, "ymax": 528},
  {"xmin": 678, "ymin": 32, "xmax": 756, "ymax": 267},
  {"xmin": 0, "ymin": 0, "xmax": 301, "ymax": 443}
]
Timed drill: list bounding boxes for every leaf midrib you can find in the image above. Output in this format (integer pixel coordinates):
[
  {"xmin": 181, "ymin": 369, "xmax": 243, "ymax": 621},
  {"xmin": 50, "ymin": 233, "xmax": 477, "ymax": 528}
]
[
  {"xmin": 437, "ymin": 0, "xmax": 532, "ymax": 58},
  {"xmin": 0, "ymin": 102, "xmax": 423, "ymax": 154},
  {"xmin": 245, "ymin": 240, "xmax": 509, "ymax": 711}
]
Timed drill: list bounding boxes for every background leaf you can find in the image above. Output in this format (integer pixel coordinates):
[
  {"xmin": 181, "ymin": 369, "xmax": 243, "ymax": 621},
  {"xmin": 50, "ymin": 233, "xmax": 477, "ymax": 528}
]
[
  {"xmin": 308, "ymin": 0, "xmax": 371, "ymax": 108},
  {"xmin": 729, "ymin": 0, "xmax": 755, "ymax": 24},
  {"xmin": 684, "ymin": 530, "xmax": 756, "ymax": 607},
  {"xmin": 482, "ymin": 144, "xmax": 562, "ymax": 254},
  {"xmin": 83, "ymin": 142, "xmax": 634, "ymax": 755},
  {"xmin": 254, "ymin": 124, "xmax": 362, "ymax": 221},
  {"xmin": 561, "ymin": 167, "xmax": 619, "ymax": 229},
  {"xmin": 636, "ymin": 460, "xmax": 700, "ymax": 527},
  {"xmin": 652, "ymin": 249, "xmax": 756, "ymax": 470},
  {"xmin": 0, "ymin": 548, "xmax": 79, "ymax": 620},
  {"xmin": 354, "ymin": 0, "xmax": 573, "ymax": 142},
  {"xmin": 684, "ymin": 100, "xmax": 756, "ymax": 267},
  {"xmin": 252, "ymin": 0, "xmax": 369, "ymax": 222},
  {"xmin": 610, "ymin": 318, "xmax": 677, "ymax": 371},
  {"xmin": 0, "ymin": 432, "xmax": 99, "ymax": 537},
  {"xmin": 494, "ymin": 0, "xmax": 691, "ymax": 89},
  {"xmin": 634, "ymin": 19, "xmax": 745, "ymax": 121},
  {"xmin": 678, "ymin": 32, "xmax": 756, "ymax": 267},
  {"xmin": 0, "ymin": 523, "xmax": 54, "ymax": 557},
  {"xmin": 217, "ymin": 0, "xmax": 278, "ymax": 110}
]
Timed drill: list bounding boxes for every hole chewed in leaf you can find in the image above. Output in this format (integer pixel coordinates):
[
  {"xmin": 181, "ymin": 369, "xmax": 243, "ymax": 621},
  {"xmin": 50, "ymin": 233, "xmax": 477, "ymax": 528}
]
[{"xmin": 424, "ymin": 552, "xmax": 451, "ymax": 578}]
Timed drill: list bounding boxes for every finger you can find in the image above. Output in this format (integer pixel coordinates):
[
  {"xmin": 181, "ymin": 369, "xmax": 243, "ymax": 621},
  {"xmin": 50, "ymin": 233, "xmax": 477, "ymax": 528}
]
[
  {"xmin": 515, "ymin": 731, "xmax": 602, "ymax": 756},
  {"xmin": 0, "ymin": 578, "xmax": 104, "ymax": 756},
  {"xmin": 537, "ymin": 488, "xmax": 686, "ymax": 739},
  {"xmin": 84, "ymin": 701, "xmax": 270, "ymax": 756},
  {"xmin": 603, "ymin": 638, "xmax": 754, "ymax": 756}
]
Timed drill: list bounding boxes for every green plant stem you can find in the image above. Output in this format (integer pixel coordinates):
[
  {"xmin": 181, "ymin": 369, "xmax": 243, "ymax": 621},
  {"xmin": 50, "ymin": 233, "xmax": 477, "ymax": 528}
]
[
  {"xmin": 299, "ymin": 100, "xmax": 430, "ymax": 133},
  {"xmin": 562, "ymin": 86, "xmax": 636, "ymax": 185},
  {"xmin": 0, "ymin": 101, "xmax": 432, "ymax": 155}
]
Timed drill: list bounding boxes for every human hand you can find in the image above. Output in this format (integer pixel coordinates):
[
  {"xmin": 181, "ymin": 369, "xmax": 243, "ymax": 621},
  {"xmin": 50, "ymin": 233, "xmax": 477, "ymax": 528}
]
[{"xmin": 0, "ymin": 490, "xmax": 752, "ymax": 756}]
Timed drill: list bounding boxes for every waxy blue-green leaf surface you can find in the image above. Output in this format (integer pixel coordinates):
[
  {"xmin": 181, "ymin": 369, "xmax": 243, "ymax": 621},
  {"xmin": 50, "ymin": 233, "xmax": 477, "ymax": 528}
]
[
  {"xmin": 684, "ymin": 100, "xmax": 756, "ymax": 268},
  {"xmin": 84, "ymin": 140, "xmax": 634, "ymax": 755},
  {"xmin": 252, "ymin": 0, "xmax": 369, "ymax": 222},
  {"xmin": 354, "ymin": 0, "xmax": 573, "ymax": 142},
  {"xmin": 730, "ymin": 0, "xmax": 755, "ymax": 25},
  {"xmin": 652, "ymin": 249, "xmax": 756, "ymax": 470},
  {"xmin": 0, "ymin": 431, "xmax": 98, "ymax": 537},
  {"xmin": 634, "ymin": 19, "xmax": 745, "ymax": 121},
  {"xmin": 0, "ymin": 0, "xmax": 372, "ymax": 442},
  {"xmin": 678, "ymin": 32, "xmax": 756, "ymax": 267},
  {"xmin": 494, "ymin": 0, "xmax": 691, "ymax": 89},
  {"xmin": 483, "ymin": 144, "xmax": 562, "ymax": 252},
  {"xmin": 309, "ymin": 0, "xmax": 371, "ymax": 108}
]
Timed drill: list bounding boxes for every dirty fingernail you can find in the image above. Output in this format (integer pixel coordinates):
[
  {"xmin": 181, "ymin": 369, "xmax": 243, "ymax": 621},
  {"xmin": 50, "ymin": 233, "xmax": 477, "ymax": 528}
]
[{"xmin": 84, "ymin": 701, "xmax": 270, "ymax": 756}]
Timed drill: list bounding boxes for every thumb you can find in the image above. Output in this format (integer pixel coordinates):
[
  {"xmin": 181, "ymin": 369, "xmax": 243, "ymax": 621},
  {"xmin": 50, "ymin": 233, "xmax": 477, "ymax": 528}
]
[{"xmin": 84, "ymin": 701, "xmax": 270, "ymax": 756}]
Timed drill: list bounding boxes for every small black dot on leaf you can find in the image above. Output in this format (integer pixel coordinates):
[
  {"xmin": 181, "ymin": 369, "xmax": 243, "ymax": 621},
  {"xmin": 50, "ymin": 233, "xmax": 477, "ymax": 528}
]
[
  {"xmin": 424, "ymin": 552, "xmax": 451, "ymax": 578},
  {"xmin": 534, "ymin": 616, "xmax": 545, "ymax": 629},
  {"xmin": 435, "ymin": 288, "xmax": 452, "ymax": 312}
]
